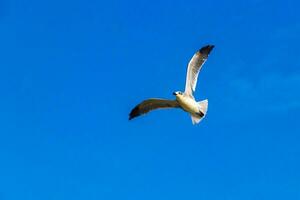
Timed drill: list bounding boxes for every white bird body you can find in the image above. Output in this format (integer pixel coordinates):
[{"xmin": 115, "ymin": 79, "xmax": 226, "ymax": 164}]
[
  {"xmin": 129, "ymin": 44, "xmax": 214, "ymax": 125},
  {"xmin": 175, "ymin": 94, "xmax": 199, "ymax": 114}
]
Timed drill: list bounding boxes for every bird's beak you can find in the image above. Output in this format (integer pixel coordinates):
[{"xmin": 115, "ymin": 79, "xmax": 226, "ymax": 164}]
[{"xmin": 173, "ymin": 92, "xmax": 177, "ymax": 95}]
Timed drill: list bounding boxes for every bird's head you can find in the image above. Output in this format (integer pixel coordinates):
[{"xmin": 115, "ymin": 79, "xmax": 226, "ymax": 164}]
[{"xmin": 173, "ymin": 91, "xmax": 183, "ymax": 96}]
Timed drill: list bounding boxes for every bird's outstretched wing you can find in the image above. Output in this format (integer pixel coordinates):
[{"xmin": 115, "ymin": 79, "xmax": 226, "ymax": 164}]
[
  {"xmin": 184, "ymin": 45, "xmax": 214, "ymax": 97},
  {"xmin": 129, "ymin": 98, "xmax": 179, "ymax": 120}
]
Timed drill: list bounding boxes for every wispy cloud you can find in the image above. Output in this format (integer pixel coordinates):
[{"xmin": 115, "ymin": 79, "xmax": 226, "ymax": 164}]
[
  {"xmin": 219, "ymin": 23, "xmax": 300, "ymax": 115},
  {"xmin": 227, "ymin": 72, "xmax": 300, "ymax": 113}
]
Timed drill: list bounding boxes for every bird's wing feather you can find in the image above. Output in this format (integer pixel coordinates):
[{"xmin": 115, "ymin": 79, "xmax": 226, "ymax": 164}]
[
  {"xmin": 129, "ymin": 98, "xmax": 179, "ymax": 120},
  {"xmin": 184, "ymin": 45, "xmax": 214, "ymax": 96}
]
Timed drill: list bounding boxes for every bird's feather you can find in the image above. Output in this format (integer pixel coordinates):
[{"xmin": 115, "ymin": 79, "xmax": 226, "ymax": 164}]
[
  {"xmin": 184, "ymin": 45, "xmax": 214, "ymax": 96},
  {"xmin": 129, "ymin": 98, "xmax": 179, "ymax": 120}
]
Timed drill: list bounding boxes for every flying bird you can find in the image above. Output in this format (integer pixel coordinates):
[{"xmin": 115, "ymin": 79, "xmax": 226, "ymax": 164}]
[{"xmin": 129, "ymin": 45, "xmax": 214, "ymax": 124}]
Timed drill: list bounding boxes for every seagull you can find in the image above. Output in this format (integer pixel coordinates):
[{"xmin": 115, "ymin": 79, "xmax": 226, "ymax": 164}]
[{"xmin": 129, "ymin": 45, "xmax": 214, "ymax": 124}]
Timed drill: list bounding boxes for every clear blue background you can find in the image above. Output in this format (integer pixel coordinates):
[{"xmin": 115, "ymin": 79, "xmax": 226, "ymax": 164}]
[{"xmin": 0, "ymin": 0, "xmax": 299, "ymax": 199}]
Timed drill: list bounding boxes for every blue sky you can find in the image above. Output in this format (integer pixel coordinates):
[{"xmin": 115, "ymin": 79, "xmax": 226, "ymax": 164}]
[{"xmin": 0, "ymin": 0, "xmax": 300, "ymax": 199}]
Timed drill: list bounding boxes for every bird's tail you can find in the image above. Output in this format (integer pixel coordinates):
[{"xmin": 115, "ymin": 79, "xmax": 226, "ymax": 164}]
[{"xmin": 190, "ymin": 99, "xmax": 208, "ymax": 125}]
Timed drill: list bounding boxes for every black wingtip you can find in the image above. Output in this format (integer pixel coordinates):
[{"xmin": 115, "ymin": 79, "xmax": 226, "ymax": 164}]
[
  {"xmin": 128, "ymin": 114, "xmax": 135, "ymax": 120},
  {"xmin": 199, "ymin": 45, "xmax": 215, "ymax": 55},
  {"xmin": 129, "ymin": 106, "xmax": 140, "ymax": 120}
]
